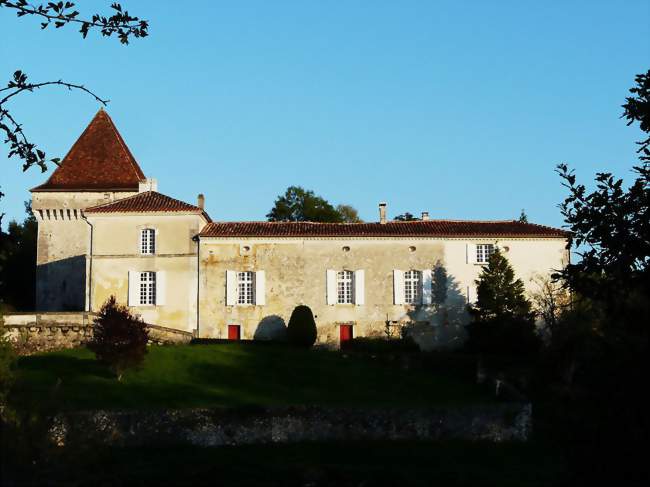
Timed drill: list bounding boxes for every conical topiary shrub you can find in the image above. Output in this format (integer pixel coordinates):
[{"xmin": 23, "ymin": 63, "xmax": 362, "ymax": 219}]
[{"xmin": 286, "ymin": 305, "xmax": 317, "ymax": 348}]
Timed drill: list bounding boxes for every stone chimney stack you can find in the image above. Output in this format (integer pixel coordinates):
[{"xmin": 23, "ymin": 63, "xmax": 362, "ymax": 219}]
[
  {"xmin": 197, "ymin": 193, "xmax": 205, "ymax": 210},
  {"xmin": 138, "ymin": 178, "xmax": 158, "ymax": 193},
  {"xmin": 421, "ymin": 211, "xmax": 430, "ymax": 221},
  {"xmin": 379, "ymin": 202, "xmax": 387, "ymax": 224}
]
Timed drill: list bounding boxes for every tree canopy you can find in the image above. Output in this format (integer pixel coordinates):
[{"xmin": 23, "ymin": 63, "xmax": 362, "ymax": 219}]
[
  {"xmin": 393, "ymin": 212, "xmax": 419, "ymax": 221},
  {"xmin": 267, "ymin": 186, "xmax": 361, "ymax": 223},
  {"xmin": 556, "ymin": 69, "xmax": 649, "ymax": 322}
]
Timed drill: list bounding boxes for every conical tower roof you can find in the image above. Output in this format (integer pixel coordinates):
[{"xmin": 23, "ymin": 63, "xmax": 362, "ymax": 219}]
[{"xmin": 32, "ymin": 109, "xmax": 145, "ymax": 192}]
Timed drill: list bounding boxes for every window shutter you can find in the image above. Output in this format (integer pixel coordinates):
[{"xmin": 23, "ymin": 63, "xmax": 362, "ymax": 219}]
[
  {"xmin": 393, "ymin": 269, "xmax": 405, "ymax": 305},
  {"xmin": 226, "ymin": 270, "xmax": 237, "ymax": 306},
  {"xmin": 156, "ymin": 271, "xmax": 166, "ymax": 306},
  {"xmin": 466, "ymin": 243, "xmax": 477, "ymax": 264},
  {"xmin": 128, "ymin": 271, "xmax": 140, "ymax": 306},
  {"xmin": 466, "ymin": 285, "xmax": 477, "ymax": 304},
  {"xmin": 354, "ymin": 269, "xmax": 365, "ymax": 305},
  {"xmin": 326, "ymin": 269, "xmax": 337, "ymax": 305},
  {"xmin": 255, "ymin": 270, "xmax": 266, "ymax": 305},
  {"xmin": 422, "ymin": 269, "xmax": 432, "ymax": 305}
]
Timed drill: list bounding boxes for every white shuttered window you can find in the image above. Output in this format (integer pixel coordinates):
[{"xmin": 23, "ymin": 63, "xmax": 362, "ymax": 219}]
[
  {"xmin": 337, "ymin": 270, "xmax": 354, "ymax": 304},
  {"xmin": 404, "ymin": 270, "xmax": 422, "ymax": 305}
]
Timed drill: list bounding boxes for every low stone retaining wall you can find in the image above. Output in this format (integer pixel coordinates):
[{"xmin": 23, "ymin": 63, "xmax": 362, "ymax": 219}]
[
  {"xmin": 1, "ymin": 313, "xmax": 193, "ymax": 354},
  {"xmin": 1, "ymin": 312, "xmax": 96, "ymax": 354},
  {"xmin": 48, "ymin": 403, "xmax": 532, "ymax": 448}
]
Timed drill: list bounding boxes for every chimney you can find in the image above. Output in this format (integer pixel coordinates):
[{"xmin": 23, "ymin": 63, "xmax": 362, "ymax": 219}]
[
  {"xmin": 421, "ymin": 211, "xmax": 430, "ymax": 221},
  {"xmin": 138, "ymin": 178, "xmax": 158, "ymax": 193},
  {"xmin": 379, "ymin": 202, "xmax": 387, "ymax": 224},
  {"xmin": 197, "ymin": 193, "xmax": 205, "ymax": 210}
]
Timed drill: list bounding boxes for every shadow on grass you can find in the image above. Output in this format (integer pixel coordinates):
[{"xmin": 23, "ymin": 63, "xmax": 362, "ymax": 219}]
[{"xmin": 13, "ymin": 344, "xmax": 492, "ymax": 410}]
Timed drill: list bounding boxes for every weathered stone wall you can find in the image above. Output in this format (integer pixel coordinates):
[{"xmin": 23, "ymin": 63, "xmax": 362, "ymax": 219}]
[
  {"xmin": 1, "ymin": 313, "xmax": 193, "ymax": 354},
  {"xmin": 1, "ymin": 312, "xmax": 95, "ymax": 354},
  {"xmin": 48, "ymin": 403, "xmax": 532, "ymax": 448},
  {"xmin": 198, "ymin": 237, "xmax": 567, "ymax": 349},
  {"xmin": 32, "ymin": 190, "xmax": 138, "ymax": 311}
]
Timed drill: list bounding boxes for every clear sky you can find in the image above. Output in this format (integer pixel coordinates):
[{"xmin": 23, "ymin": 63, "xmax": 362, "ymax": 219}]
[{"xmin": 1, "ymin": 0, "xmax": 649, "ymax": 228}]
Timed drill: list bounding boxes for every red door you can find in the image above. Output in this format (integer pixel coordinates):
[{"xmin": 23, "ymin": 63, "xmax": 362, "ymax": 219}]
[
  {"xmin": 228, "ymin": 324, "xmax": 241, "ymax": 340},
  {"xmin": 340, "ymin": 324, "xmax": 353, "ymax": 344}
]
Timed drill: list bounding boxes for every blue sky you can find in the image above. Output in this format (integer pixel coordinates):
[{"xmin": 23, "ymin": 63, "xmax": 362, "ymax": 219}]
[{"xmin": 1, "ymin": 0, "xmax": 649, "ymax": 228}]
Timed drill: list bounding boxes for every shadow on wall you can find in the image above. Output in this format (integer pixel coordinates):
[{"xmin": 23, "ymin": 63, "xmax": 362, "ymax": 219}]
[
  {"xmin": 253, "ymin": 315, "xmax": 287, "ymax": 341},
  {"xmin": 406, "ymin": 262, "xmax": 469, "ymax": 351},
  {"xmin": 36, "ymin": 256, "xmax": 86, "ymax": 311}
]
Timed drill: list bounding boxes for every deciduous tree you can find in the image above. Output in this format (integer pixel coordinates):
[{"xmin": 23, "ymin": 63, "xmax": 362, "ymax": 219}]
[{"xmin": 267, "ymin": 186, "xmax": 359, "ymax": 223}]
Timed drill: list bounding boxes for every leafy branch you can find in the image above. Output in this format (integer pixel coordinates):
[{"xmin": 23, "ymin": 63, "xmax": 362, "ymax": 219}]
[
  {"xmin": 1, "ymin": 70, "xmax": 108, "ymax": 172},
  {"xmin": 0, "ymin": 2, "xmax": 148, "ymax": 182},
  {"xmin": 0, "ymin": 1, "xmax": 148, "ymax": 44}
]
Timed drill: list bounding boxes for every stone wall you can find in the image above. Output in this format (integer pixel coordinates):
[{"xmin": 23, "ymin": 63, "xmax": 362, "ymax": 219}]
[
  {"xmin": 48, "ymin": 403, "xmax": 532, "ymax": 448},
  {"xmin": 1, "ymin": 312, "xmax": 95, "ymax": 354},
  {"xmin": 1, "ymin": 312, "xmax": 193, "ymax": 354}
]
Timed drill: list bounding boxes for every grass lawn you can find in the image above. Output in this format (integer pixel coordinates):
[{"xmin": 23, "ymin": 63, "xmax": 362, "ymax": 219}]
[{"xmin": 12, "ymin": 343, "xmax": 490, "ymax": 411}]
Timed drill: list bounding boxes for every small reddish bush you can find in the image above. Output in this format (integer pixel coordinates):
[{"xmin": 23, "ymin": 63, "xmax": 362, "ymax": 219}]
[{"xmin": 88, "ymin": 296, "xmax": 149, "ymax": 380}]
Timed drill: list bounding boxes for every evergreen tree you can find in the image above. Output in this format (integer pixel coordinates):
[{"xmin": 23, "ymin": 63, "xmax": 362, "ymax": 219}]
[
  {"xmin": 466, "ymin": 249, "xmax": 539, "ymax": 356},
  {"xmin": 286, "ymin": 305, "xmax": 317, "ymax": 348},
  {"xmin": 518, "ymin": 209, "xmax": 529, "ymax": 223}
]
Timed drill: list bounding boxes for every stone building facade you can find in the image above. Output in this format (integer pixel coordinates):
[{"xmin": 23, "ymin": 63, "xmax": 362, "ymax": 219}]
[{"xmin": 30, "ymin": 110, "xmax": 569, "ymax": 348}]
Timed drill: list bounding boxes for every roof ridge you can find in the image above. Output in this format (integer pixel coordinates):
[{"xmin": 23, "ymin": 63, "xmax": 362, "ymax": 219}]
[
  {"xmin": 84, "ymin": 190, "xmax": 154, "ymax": 211},
  {"xmin": 206, "ymin": 219, "xmax": 547, "ymax": 225},
  {"xmin": 100, "ymin": 110, "xmax": 145, "ymax": 180}
]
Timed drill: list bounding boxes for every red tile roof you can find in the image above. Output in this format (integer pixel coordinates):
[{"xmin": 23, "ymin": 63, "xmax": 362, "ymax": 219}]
[
  {"xmin": 199, "ymin": 220, "xmax": 568, "ymax": 238},
  {"xmin": 85, "ymin": 191, "xmax": 211, "ymax": 220},
  {"xmin": 31, "ymin": 109, "xmax": 146, "ymax": 192}
]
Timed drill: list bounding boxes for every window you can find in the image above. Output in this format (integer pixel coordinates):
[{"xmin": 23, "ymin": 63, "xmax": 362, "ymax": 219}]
[
  {"xmin": 237, "ymin": 271, "xmax": 254, "ymax": 305},
  {"xmin": 476, "ymin": 244, "xmax": 495, "ymax": 264},
  {"xmin": 337, "ymin": 270, "xmax": 354, "ymax": 304},
  {"xmin": 140, "ymin": 271, "xmax": 156, "ymax": 305},
  {"xmin": 141, "ymin": 228, "xmax": 155, "ymax": 255},
  {"xmin": 404, "ymin": 270, "xmax": 422, "ymax": 304}
]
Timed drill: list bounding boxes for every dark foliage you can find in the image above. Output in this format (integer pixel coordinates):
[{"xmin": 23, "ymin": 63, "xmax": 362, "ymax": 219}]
[
  {"xmin": 87, "ymin": 296, "xmax": 149, "ymax": 380},
  {"xmin": 267, "ymin": 186, "xmax": 359, "ymax": 223},
  {"xmin": 0, "ymin": 1, "xmax": 147, "ymax": 190},
  {"xmin": 0, "ymin": 202, "xmax": 36, "ymax": 311},
  {"xmin": 466, "ymin": 249, "xmax": 540, "ymax": 356},
  {"xmin": 286, "ymin": 305, "xmax": 317, "ymax": 348},
  {"xmin": 0, "ymin": 329, "xmax": 17, "ymax": 420},
  {"xmin": 518, "ymin": 209, "xmax": 528, "ymax": 223},
  {"xmin": 343, "ymin": 336, "xmax": 418, "ymax": 354},
  {"xmin": 0, "ymin": 1, "xmax": 148, "ymax": 44},
  {"xmin": 540, "ymin": 69, "xmax": 650, "ymax": 484},
  {"xmin": 393, "ymin": 212, "xmax": 419, "ymax": 221}
]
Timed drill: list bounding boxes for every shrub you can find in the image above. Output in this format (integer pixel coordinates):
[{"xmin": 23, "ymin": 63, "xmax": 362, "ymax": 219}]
[
  {"xmin": 0, "ymin": 326, "xmax": 17, "ymax": 420},
  {"xmin": 286, "ymin": 305, "xmax": 317, "ymax": 348},
  {"xmin": 344, "ymin": 336, "xmax": 418, "ymax": 354},
  {"xmin": 88, "ymin": 296, "xmax": 149, "ymax": 380}
]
